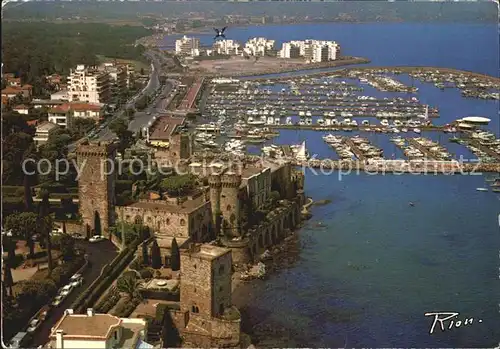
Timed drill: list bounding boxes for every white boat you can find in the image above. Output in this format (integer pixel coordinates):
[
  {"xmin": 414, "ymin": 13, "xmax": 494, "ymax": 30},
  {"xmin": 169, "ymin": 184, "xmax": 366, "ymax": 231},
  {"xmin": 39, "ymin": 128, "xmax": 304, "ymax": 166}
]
[
  {"xmin": 380, "ymin": 119, "xmax": 389, "ymax": 126},
  {"xmin": 196, "ymin": 122, "xmax": 220, "ymax": 132},
  {"xmin": 362, "ymin": 120, "xmax": 370, "ymax": 126},
  {"xmin": 294, "ymin": 141, "xmax": 309, "ymax": 161},
  {"xmin": 413, "ymin": 128, "xmax": 421, "ymax": 134},
  {"xmin": 476, "ymin": 188, "xmax": 488, "ymax": 192},
  {"xmin": 286, "ymin": 117, "xmax": 293, "ymax": 125},
  {"xmin": 401, "ymin": 128, "xmax": 408, "ymax": 133}
]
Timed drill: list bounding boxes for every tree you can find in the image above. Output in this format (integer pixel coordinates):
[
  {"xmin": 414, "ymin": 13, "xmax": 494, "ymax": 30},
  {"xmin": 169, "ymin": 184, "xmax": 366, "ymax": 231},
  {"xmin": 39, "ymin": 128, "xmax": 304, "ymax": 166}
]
[
  {"xmin": 38, "ymin": 193, "xmax": 54, "ymax": 271},
  {"xmin": 2, "ymin": 236, "xmax": 17, "ymax": 266},
  {"xmin": 59, "ymin": 234, "xmax": 75, "ymax": 261},
  {"xmin": 151, "ymin": 240, "xmax": 162, "ymax": 269},
  {"xmin": 116, "ymin": 271, "xmax": 143, "ymax": 300},
  {"xmin": 109, "ymin": 118, "xmax": 134, "ymax": 155},
  {"xmin": 4, "ymin": 212, "xmax": 39, "ymax": 257},
  {"xmin": 170, "ymin": 238, "xmax": 180, "ymax": 271},
  {"xmin": 71, "ymin": 118, "xmax": 96, "ymax": 139},
  {"xmin": 16, "ymin": 279, "xmax": 57, "ymax": 309},
  {"xmin": 160, "ymin": 174, "xmax": 196, "ymax": 197},
  {"xmin": 3, "ymin": 262, "xmax": 14, "ymax": 297},
  {"xmin": 142, "ymin": 241, "xmax": 149, "ymax": 265}
]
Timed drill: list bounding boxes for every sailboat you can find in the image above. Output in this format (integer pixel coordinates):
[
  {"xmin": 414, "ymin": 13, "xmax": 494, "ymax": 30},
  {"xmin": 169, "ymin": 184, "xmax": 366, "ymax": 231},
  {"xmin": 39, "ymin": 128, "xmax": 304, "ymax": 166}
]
[{"xmin": 294, "ymin": 141, "xmax": 309, "ymax": 161}]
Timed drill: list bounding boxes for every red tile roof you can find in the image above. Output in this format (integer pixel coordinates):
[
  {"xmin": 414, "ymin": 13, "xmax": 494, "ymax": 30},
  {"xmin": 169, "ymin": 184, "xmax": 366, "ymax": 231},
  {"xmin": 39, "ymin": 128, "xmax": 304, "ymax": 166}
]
[
  {"xmin": 70, "ymin": 102, "xmax": 102, "ymax": 112},
  {"xmin": 49, "ymin": 103, "xmax": 72, "ymax": 113},
  {"xmin": 13, "ymin": 104, "xmax": 30, "ymax": 110},
  {"xmin": 2, "ymin": 87, "xmax": 22, "ymax": 95}
]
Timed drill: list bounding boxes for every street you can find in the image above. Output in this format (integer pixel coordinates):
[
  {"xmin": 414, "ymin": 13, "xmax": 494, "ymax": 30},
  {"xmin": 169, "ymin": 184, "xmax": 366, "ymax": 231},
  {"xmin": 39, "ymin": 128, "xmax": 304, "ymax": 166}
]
[{"xmin": 31, "ymin": 240, "xmax": 118, "ymax": 347}]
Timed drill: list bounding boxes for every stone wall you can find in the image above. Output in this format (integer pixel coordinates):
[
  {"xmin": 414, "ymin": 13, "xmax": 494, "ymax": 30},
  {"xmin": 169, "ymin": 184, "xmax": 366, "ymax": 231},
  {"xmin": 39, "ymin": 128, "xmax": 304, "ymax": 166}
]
[
  {"xmin": 211, "ymin": 252, "xmax": 232, "ymax": 317},
  {"xmin": 76, "ymin": 142, "xmax": 116, "ymax": 237},
  {"xmin": 180, "ymin": 252, "xmax": 214, "ymax": 317}
]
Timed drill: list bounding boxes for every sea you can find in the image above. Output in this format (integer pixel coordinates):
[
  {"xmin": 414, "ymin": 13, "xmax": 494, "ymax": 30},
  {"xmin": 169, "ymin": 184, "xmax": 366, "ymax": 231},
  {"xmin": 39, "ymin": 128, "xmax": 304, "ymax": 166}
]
[{"xmin": 165, "ymin": 22, "xmax": 500, "ymax": 347}]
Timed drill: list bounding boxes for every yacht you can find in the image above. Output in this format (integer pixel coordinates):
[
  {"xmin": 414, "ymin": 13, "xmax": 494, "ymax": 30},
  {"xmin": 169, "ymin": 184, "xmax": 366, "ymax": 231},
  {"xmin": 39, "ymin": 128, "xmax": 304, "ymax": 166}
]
[
  {"xmin": 362, "ymin": 120, "xmax": 370, "ymax": 126},
  {"xmin": 286, "ymin": 117, "xmax": 293, "ymax": 125},
  {"xmin": 413, "ymin": 128, "xmax": 421, "ymax": 134},
  {"xmin": 293, "ymin": 141, "xmax": 309, "ymax": 161},
  {"xmin": 196, "ymin": 122, "xmax": 220, "ymax": 133},
  {"xmin": 380, "ymin": 119, "xmax": 389, "ymax": 126}
]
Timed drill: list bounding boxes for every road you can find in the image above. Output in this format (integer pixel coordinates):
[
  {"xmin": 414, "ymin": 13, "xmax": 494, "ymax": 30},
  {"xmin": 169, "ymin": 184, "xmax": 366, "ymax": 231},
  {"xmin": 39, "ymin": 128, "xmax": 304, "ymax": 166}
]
[
  {"xmin": 68, "ymin": 50, "xmax": 167, "ymax": 150},
  {"xmin": 31, "ymin": 240, "xmax": 118, "ymax": 347}
]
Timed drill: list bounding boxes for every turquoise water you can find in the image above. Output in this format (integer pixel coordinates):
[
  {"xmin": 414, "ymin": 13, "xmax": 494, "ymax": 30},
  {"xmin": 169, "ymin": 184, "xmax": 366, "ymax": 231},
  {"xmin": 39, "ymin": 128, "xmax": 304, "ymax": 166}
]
[
  {"xmin": 228, "ymin": 22, "xmax": 500, "ymax": 347},
  {"xmin": 238, "ymin": 173, "xmax": 499, "ymax": 347}
]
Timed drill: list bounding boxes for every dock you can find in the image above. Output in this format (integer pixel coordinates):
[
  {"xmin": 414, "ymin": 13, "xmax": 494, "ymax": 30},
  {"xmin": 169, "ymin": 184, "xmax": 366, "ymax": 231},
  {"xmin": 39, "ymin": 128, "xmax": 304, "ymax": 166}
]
[
  {"xmin": 343, "ymin": 137, "xmax": 366, "ymax": 161},
  {"xmin": 406, "ymin": 138, "xmax": 438, "ymax": 160},
  {"xmin": 464, "ymin": 137, "xmax": 500, "ymax": 162}
]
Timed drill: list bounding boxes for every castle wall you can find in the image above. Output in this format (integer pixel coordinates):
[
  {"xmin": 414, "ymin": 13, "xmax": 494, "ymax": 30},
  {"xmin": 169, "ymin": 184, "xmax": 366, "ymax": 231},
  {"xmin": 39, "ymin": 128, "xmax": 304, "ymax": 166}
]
[
  {"xmin": 117, "ymin": 200, "xmax": 212, "ymax": 242},
  {"xmin": 180, "ymin": 253, "xmax": 214, "ymax": 317},
  {"xmin": 211, "ymin": 252, "xmax": 232, "ymax": 317}
]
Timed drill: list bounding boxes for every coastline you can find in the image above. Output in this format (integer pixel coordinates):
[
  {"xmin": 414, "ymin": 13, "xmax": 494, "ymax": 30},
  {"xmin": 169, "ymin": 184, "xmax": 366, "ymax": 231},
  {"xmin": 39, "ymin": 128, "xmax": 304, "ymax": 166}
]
[{"xmin": 231, "ymin": 199, "xmax": 313, "ymax": 347}]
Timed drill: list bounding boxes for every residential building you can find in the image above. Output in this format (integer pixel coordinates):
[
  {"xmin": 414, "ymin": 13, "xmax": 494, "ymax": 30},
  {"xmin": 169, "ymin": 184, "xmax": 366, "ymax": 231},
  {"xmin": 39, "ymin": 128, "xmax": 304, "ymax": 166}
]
[
  {"xmin": 243, "ymin": 37, "xmax": 275, "ymax": 56},
  {"xmin": 34, "ymin": 121, "xmax": 59, "ymax": 147},
  {"xmin": 146, "ymin": 115, "xmax": 192, "ymax": 162},
  {"xmin": 278, "ymin": 39, "xmax": 341, "ymax": 62},
  {"xmin": 68, "ymin": 65, "xmax": 111, "ymax": 104},
  {"xmin": 116, "ymin": 62, "xmax": 135, "ymax": 89},
  {"xmin": 278, "ymin": 42, "xmax": 300, "ymax": 58},
  {"xmin": 48, "ymin": 104, "xmax": 72, "ymax": 129},
  {"xmin": 175, "ymin": 36, "xmax": 200, "ymax": 56},
  {"xmin": 48, "ymin": 102, "xmax": 102, "ymax": 129},
  {"xmin": 12, "ymin": 104, "xmax": 32, "ymax": 115},
  {"xmin": 1, "ymin": 85, "xmax": 33, "ymax": 100},
  {"xmin": 100, "ymin": 63, "xmax": 128, "ymax": 97},
  {"xmin": 49, "ymin": 309, "xmax": 152, "ymax": 349},
  {"xmin": 51, "ymin": 90, "xmax": 69, "ymax": 101},
  {"xmin": 212, "ymin": 39, "xmax": 241, "ymax": 55},
  {"xmin": 6, "ymin": 76, "xmax": 21, "ymax": 87}
]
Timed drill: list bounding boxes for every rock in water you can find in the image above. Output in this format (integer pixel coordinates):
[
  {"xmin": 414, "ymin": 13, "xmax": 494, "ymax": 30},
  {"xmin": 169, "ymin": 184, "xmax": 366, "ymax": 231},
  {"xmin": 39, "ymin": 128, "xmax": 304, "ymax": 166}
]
[{"xmin": 313, "ymin": 199, "xmax": 332, "ymax": 206}]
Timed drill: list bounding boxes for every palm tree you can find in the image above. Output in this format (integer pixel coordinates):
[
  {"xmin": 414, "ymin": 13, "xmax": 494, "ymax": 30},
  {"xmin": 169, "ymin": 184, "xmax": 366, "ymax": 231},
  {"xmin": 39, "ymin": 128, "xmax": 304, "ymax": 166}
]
[{"xmin": 116, "ymin": 271, "xmax": 144, "ymax": 301}]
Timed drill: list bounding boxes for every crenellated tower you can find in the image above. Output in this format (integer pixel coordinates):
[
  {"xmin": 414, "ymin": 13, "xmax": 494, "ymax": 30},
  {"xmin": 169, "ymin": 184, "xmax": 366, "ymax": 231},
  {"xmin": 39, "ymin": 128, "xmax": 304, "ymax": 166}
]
[
  {"xmin": 220, "ymin": 172, "xmax": 242, "ymax": 238},
  {"xmin": 208, "ymin": 174, "xmax": 222, "ymax": 233},
  {"xmin": 76, "ymin": 141, "xmax": 117, "ymax": 238}
]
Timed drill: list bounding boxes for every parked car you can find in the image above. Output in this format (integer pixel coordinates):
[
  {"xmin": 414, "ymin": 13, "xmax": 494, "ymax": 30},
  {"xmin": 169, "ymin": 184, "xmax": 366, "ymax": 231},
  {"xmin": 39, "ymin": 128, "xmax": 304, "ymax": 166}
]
[
  {"xmin": 60, "ymin": 284, "xmax": 74, "ymax": 296},
  {"xmin": 52, "ymin": 295, "xmax": 65, "ymax": 307},
  {"xmin": 27, "ymin": 319, "xmax": 40, "ymax": 333},
  {"xmin": 70, "ymin": 274, "xmax": 83, "ymax": 287},
  {"xmin": 72, "ymin": 233, "xmax": 85, "ymax": 240},
  {"xmin": 89, "ymin": 235, "xmax": 105, "ymax": 243}
]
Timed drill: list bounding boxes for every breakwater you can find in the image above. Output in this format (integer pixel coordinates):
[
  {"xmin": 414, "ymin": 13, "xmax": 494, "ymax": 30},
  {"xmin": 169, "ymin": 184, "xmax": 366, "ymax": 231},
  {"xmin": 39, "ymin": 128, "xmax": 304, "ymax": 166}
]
[
  {"xmin": 290, "ymin": 159, "xmax": 500, "ymax": 174},
  {"xmin": 205, "ymin": 56, "xmax": 370, "ymax": 78}
]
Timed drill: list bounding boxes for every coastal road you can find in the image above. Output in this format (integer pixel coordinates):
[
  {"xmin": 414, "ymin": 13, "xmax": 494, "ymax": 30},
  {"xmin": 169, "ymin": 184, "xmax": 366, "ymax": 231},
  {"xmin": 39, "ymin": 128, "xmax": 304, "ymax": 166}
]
[
  {"xmin": 68, "ymin": 50, "xmax": 164, "ymax": 149},
  {"xmin": 31, "ymin": 240, "xmax": 118, "ymax": 347}
]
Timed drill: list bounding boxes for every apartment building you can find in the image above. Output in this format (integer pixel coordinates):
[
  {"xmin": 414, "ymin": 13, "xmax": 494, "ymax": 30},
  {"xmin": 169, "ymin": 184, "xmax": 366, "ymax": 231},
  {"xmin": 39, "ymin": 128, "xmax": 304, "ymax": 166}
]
[
  {"xmin": 100, "ymin": 63, "xmax": 128, "ymax": 97},
  {"xmin": 34, "ymin": 121, "xmax": 59, "ymax": 148},
  {"xmin": 243, "ymin": 37, "xmax": 275, "ymax": 56},
  {"xmin": 175, "ymin": 36, "xmax": 200, "ymax": 56},
  {"xmin": 278, "ymin": 42, "xmax": 301, "ymax": 58},
  {"xmin": 68, "ymin": 65, "xmax": 111, "ymax": 104},
  {"xmin": 212, "ymin": 39, "xmax": 241, "ymax": 55},
  {"xmin": 278, "ymin": 39, "xmax": 341, "ymax": 63}
]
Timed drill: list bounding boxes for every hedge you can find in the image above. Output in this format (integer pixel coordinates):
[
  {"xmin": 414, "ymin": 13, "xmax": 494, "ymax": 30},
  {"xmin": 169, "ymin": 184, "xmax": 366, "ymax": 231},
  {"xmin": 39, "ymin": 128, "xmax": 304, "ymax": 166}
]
[
  {"xmin": 50, "ymin": 256, "xmax": 85, "ymax": 287},
  {"xmin": 2, "ymin": 185, "xmax": 24, "ymax": 196},
  {"xmin": 95, "ymin": 286, "xmax": 120, "ymax": 314},
  {"xmin": 112, "ymin": 297, "xmax": 140, "ymax": 318},
  {"xmin": 74, "ymin": 240, "xmax": 139, "ymax": 313},
  {"xmin": 140, "ymin": 289, "xmax": 180, "ymax": 302}
]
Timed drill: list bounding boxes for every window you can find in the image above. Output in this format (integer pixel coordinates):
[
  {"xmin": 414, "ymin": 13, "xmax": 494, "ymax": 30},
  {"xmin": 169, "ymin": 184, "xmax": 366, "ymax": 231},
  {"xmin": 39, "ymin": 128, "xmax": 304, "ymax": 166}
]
[
  {"xmin": 219, "ymin": 265, "xmax": 224, "ymax": 275},
  {"xmin": 114, "ymin": 330, "xmax": 118, "ymax": 340},
  {"xmin": 219, "ymin": 304, "xmax": 224, "ymax": 315},
  {"xmin": 226, "ymin": 204, "xmax": 231, "ymax": 211},
  {"xmin": 166, "ymin": 218, "xmax": 170, "ymax": 225},
  {"xmin": 180, "ymin": 219, "xmax": 186, "ymax": 226},
  {"xmin": 194, "ymin": 264, "xmax": 197, "ymax": 269},
  {"xmin": 219, "ymin": 286, "xmax": 223, "ymax": 292},
  {"xmin": 191, "ymin": 305, "xmax": 199, "ymax": 313}
]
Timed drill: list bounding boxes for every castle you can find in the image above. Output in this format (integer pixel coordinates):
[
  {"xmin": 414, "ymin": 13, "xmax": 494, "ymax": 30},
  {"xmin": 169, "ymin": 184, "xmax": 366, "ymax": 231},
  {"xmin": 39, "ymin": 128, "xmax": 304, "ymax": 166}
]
[{"xmin": 75, "ymin": 139, "xmax": 305, "ymax": 347}]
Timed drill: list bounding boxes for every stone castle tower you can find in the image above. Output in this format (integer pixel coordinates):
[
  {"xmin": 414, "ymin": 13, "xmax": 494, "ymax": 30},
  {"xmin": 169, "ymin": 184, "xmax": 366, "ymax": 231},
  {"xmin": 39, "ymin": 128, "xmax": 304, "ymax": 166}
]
[
  {"xmin": 76, "ymin": 141, "xmax": 117, "ymax": 237},
  {"xmin": 180, "ymin": 244, "xmax": 233, "ymax": 318},
  {"xmin": 209, "ymin": 171, "xmax": 242, "ymax": 238}
]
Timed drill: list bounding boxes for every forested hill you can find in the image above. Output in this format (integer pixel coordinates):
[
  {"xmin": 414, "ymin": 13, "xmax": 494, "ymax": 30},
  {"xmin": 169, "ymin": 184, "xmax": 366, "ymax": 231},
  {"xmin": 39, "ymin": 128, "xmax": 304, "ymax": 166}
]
[
  {"xmin": 2, "ymin": 22, "xmax": 151, "ymax": 84},
  {"xmin": 2, "ymin": 1, "xmax": 497, "ymax": 23}
]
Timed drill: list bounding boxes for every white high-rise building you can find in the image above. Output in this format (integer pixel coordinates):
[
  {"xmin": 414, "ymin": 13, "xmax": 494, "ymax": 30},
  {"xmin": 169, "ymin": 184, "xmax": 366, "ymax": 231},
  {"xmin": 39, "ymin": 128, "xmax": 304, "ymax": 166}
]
[
  {"xmin": 278, "ymin": 39, "xmax": 341, "ymax": 63},
  {"xmin": 213, "ymin": 39, "xmax": 241, "ymax": 55},
  {"xmin": 243, "ymin": 37, "xmax": 275, "ymax": 56},
  {"xmin": 68, "ymin": 65, "xmax": 111, "ymax": 104},
  {"xmin": 175, "ymin": 35, "xmax": 200, "ymax": 56},
  {"xmin": 278, "ymin": 42, "xmax": 300, "ymax": 58}
]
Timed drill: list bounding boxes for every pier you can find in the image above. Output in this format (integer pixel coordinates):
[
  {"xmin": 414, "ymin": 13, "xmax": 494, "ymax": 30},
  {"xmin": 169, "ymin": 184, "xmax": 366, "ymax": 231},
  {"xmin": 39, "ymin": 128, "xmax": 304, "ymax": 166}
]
[
  {"xmin": 463, "ymin": 137, "xmax": 500, "ymax": 162},
  {"xmin": 406, "ymin": 138, "xmax": 438, "ymax": 160},
  {"xmin": 289, "ymin": 159, "xmax": 500, "ymax": 174}
]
